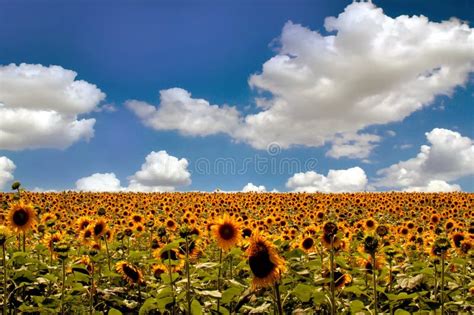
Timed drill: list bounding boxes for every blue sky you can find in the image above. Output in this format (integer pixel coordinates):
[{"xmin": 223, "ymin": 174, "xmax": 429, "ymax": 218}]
[{"xmin": 0, "ymin": 0, "xmax": 473, "ymax": 193}]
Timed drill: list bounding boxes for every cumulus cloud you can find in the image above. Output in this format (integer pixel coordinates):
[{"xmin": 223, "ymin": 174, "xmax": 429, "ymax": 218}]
[
  {"xmin": 127, "ymin": 150, "xmax": 191, "ymax": 192},
  {"xmin": 126, "ymin": 88, "xmax": 241, "ymax": 137},
  {"xmin": 376, "ymin": 128, "xmax": 474, "ymax": 189},
  {"xmin": 0, "ymin": 63, "xmax": 106, "ymax": 150},
  {"xmin": 127, "ymin": 2, "xmax": 474, "ymax": 159},
  {"xmin": 75, "ymin": 173, "xmax": 123, "ymax": 192},
  {"xmin": 286, "ymin": 166, "xmax": 368, "ymax": 192},
  {"xmin": 0, "ymin": 156, "xmax": 16, "ymax": 190},
  {"xmin": 242, "ymin": 182, "xmax": 267, "ymax": 192},
  {"xmin": 75, "ymin": 151, "xmax": 191, "ymax": 192},
  {"xmin": 326, "ymin": 133, "xmax": 380, "ymax": 159},
  {"xmin": 403, "ymin": 180, "xmax": 461, "ymax": 192}
]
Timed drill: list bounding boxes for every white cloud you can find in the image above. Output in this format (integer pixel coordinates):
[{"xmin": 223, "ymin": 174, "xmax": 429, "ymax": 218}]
[
  {"xmin": 75, "ymin": 173, "xmax": 123, "ymax": 192},
  {"xmin": 128, "ymin": 2, "xmax": 474, "ymax": 159},
  {"xmin": 243, "ymin": 2, "xmax": 474, "ymax": 153},
  {"xmin": 376, "ymin": 128, "xmax": 474, "ymax": 189},
  {"xmin": 326, "ymin": 133, "xmax": 380, "ymax": 159},
  {"xmin": 126, "ymin": 88, "xmax": 241, "ymax": 137},
  {"xmin": 286, "ymin": 166, "xmax": 368, "ymax": 192},
  {"xmin": 0, "ymin": 63, "xmax": 106, "ymax": 150},
  {"xmin": 0, "ymin": 156, "xmax": 16, "ymax": 190},
  {"xmin": 242, "ymin": 182, "xmax": 267, "ymax": 192},
  {"xmin": 75, "ymin": 151, "xmax": 191, "ymax": 192},
  {"xmin": 403, "ymin": 180, "xmax": 461, "ymax": 192},
  {"xmin": 128, "ymin": 150, "xmax": 191, "ymax": 189}
]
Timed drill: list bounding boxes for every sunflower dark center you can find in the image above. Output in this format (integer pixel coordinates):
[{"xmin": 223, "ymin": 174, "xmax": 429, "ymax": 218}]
[
  {"xmin": 94, "ymin": 223, "xmax": 104, "ymax": 236},
  {"xmin": 80, "ymin": 222, "xmax": 89, "ymax": 229},
  {"xmin": 366, "ymin": 220, "xmax": 374, "ymax": 228},
  {"xmin": 302, "ymin": 237, "xmax": 314, "ymax": 250},
  {"xmin": 323, "ymin": 222, "xmax": 337, "ymax": 237},
  {"xmin": 161, "ymin": 249, "xmax": 178, "ymax": 260},
  {"xmin": 249, "ymin": 244, "xmax": 275, "ymax": 278},
  {"xmin": 242, "ymin": 228, "xmax": 252, "ymax": 238},
  {"xmin": 13, "ymin": 209, "xmax": 29, "ymax": 226},
  {"xmin": 218, "ymin": 223, "xmax": 235, "ymax": 240},
  {"xmin": 122, "ymin": 264, "xmax": 140, "ymax": 282},
  {"xmin": 453, "ymin": 234, "xmax": 464, "ymax": 248}
]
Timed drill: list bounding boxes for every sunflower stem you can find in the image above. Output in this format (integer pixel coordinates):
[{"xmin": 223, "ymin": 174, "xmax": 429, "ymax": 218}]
[
  {"xmin": 2, "ymin": 243, "xmax": 7, "ymax": 315},
  {"xmin": 22, "ymin": 232, "xmax": 25, "ymax": 252},
  {"xmin": 274, "ymin": 282, "xmax": 283, "ymax": 315},
  {"xmin": 167, "ymin": 250, "xmax": 176, "ymax": 315},
  {"xmin": 185, "ymin": 235, "xmax": 191, "ymax": 314},
  {"xmin": 388, "ymin": 259, "xmax": 393, "ymax": 315},
  {"xmin": 440, "ymin": 254, "xmax": 445, "ymax": 315},
  {"xmin": 329, "ymin": 236, "xmax": 335, "ymax": 315},
  {"xmin": 89, "ymin": 262, "xmax": 94, "ymax": 315},
  {"xmin": 371, "ymin": 253, "xmax": 378, "ymax": 315},
  {"xmin": 60, "ymin": 258, "xmax": 66, "ymax": 315},
  {"xmin": 217, "ymin": 248, "xmax": 223, "ymax": 313},
  {"xmin": 103, "ymin": 236, "xmax": 111, "ymax": 272}
]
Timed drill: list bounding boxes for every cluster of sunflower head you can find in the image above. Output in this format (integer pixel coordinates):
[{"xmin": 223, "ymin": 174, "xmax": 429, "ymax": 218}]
[{"xmin": 0, "ymin": 190, "xmax": 472, "ymax": 294}]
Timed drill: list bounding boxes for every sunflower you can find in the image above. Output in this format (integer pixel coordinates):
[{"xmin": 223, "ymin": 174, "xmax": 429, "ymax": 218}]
[
  {"xmin": 321, "ymin": 222, "xmax": 340, "ymax": 249},
  {"xmin": 8, "ymin": 202, "xmax": 37, "ymax": 233},
  {"xmin": 212, "ymin": 215, "xmax": 241, "ymax": 251},
  {"xmin": 165, "ymin": 219, "xmax": 177, "ymax": 231},
  {"xmin": 81, "ymin": 227, "xmax": 94, "ymax": 244},
  {"xmin": 116, "ymin": 261, "xmax": 144, "ymax": 286},
  {"xmin": 297, "ymin": 235, "xmax": 316, "ymax": 253},
  {"xmin": 44, "ymin": 231, "xmax": 64, "ymax": 253},
  {"xmin": 76, "ymin": 216, "xmax": 92, "ymax": 231},
  {"xmin": 247, "ymin": 234, "xmax": 286, "ymax": 289},
  {"xmin": 152, "ymin": 264, "xmax": 167, "ymax": 279},
  {"xmin": 92, "ymin": 218, "xmax": 107, "ymax": 239}
]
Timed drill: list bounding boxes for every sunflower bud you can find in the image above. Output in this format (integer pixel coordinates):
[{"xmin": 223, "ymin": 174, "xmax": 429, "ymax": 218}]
[{"xmin": 11, "ymin": 181, "xmax": 21, "ymax": 190}]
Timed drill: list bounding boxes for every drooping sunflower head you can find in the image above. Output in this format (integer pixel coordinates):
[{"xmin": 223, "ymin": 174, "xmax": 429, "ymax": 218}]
[
  {"xmin": 247, "ymin": 234, "xmax": 286, "ymax": 289},
  {"xmin": 116, "ymin": 261, "xmax": 144, "ymax": 286},
  {"xmin": 212, "ymin": 215, "xmax": 242, "ymax": 251},
  {"xmin": 8, "ymin": 202, "xmax": 37, "ymax": 233}
]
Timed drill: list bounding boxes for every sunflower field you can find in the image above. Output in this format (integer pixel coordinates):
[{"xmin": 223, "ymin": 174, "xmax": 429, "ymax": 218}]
[{"xmin": 0, "ymin": 184, "xmax": 473, "ymax": 314}]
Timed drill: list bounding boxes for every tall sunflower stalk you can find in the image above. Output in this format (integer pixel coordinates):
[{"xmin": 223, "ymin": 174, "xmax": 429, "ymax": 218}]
[
  {"xmin": 212, "ymin": 215, "xmax": 242, "ymax": 313},
  {"xmin": 1, "ymin": 226, "xmax": 10, "ymax": 315},
  {"xmin": 247, "ymin": 234, "xmax": 286, "ymax": 314}
]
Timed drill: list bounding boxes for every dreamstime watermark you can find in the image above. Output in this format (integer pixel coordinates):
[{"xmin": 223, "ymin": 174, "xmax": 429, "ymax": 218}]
[{"xmin": 191, "ymin": 142, "xmax": 318, "ymax": 175}]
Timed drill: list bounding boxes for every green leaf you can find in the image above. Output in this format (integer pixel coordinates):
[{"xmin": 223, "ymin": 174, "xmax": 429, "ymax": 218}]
[
  {"xmin": 394, "ymin": 310, "xmax": 411, "ymax": 315},
  {"xmin": 292, "ymin": 284, "xmax": 313, "ymax": 303},
  {"xmin": 190, "ymin": 299, "xmax": 203, "ymax": 315},
  {"xmin": 221, "ymin": 287, "xmax": 243, "ymax": 304},
  {"xmin": 350, "ymin": 300, "xmax": 365, "ymax": 313},
  {"xmin": 109, "ymin": 308, "xmax": 123, "ymax": 315},
  {"xmin": 160, "ymin": 240, "xmax": 181, "ymax": 253},
  {"xmin": 139, "ymin": 298, "xmax": 158, "ymax": 315}
]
